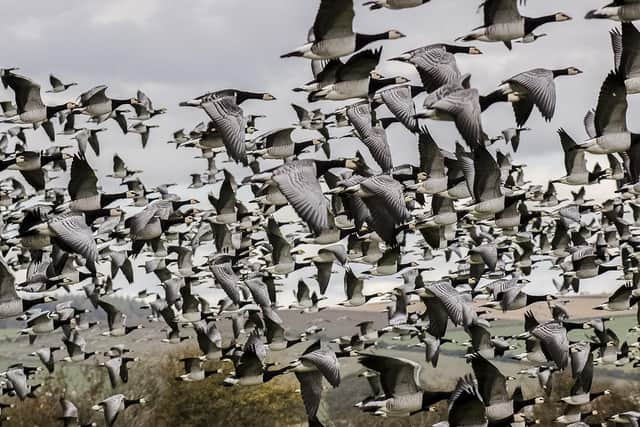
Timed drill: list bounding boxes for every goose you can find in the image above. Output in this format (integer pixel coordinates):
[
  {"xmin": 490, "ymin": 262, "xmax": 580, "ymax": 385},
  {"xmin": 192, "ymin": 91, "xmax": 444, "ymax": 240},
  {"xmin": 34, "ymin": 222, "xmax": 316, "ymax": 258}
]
[
  {"xmin": 467, "ymin": 353, "xmax": 513, "ymax": 422},
  {"xmin": 280, "ymin": 0, "xmax": 405, "ymax": 59},
  {"xmin": 6, "ymin": 149, "xmax": 71, "ymax": 191},
  {"xmin": 223, "ymin": 333, "xmax": 289, "ymax": 386},
  {"xmin": 594, "ymin": 281, "xmax": 638, "ymax": 311},
  {"xmin": 4, "ymin": 366, "xmax": 39, "ymax": 400},
  {"xmin": 561, "ymin": 351, "xmax": 612, "ymax": 405},
  {"xmin": 443, "ymin": 374, "xmax": 488, "ymax": 427},
  {"xmin": 128, "ymin": 122, "xmax": 159, "ymax": 149},
  {"xmin": 97, "ymin": 299, "xmax": 144, "ymax": 337},
  {"xmin": 180, "ymin": 89, "xmax": 276, "ymax": 107},
  {"xmin": 92, "ymin": 394, "xmax": 145, "ymax": 427},
  {"xmin": 500, "ymin": 127, "xmax": 530, "ymax": 152},
  {"xmin": 263, "ymin": 309, "xmax": 305, "ymax": 350},
  {"xmin": 483, "ymin": 284, "xmax": 556, "ymax": 311},
  {"xmin": 62, "ymin": 329, "xmax": 95, "ymax": 362},
  {"xmin": 363, "ymin": 0, "xmax": 431, "ymax": 10},
  {"xmin": 357, "ymin": 353, "xmax": 433, "ymax": 416},
  {"xmin": 30, "ymin": 346, "xmax": 60, "ymax": 373},
  {"xmin": 611, "ymin": 23, "xmax": 640, "ymax": 93},
  {"xmin": 26, "ymin": 211, "xmax": 99, "ymax": 274},
  {"xmin": 73, "ymin": 128, "xmax": 106, "ymax": 156},
  {"xmin": 249, "ymin": 127, "xmax": 324, "ymax": 160},
  {"xmin": 176, "ymin": 356, "xmax": 218, "ymax": 381},
  {"xmin": 420, "ymin": 279, "xmax": 478, "ymax": 327},
  {"xmin": 47, "ymin": 74, "xmax": 77, "ymax": 93},
  {"xmin": 77, "ymin": 85, "xmax": 136, "ymax": 122},
  {"xmin": 415, "ymin": 87, "xmax": 484, "ymax": 147},
  {"xmin": 391, "ymin": 44, "xmax": 481, "ymax": 92},
  {"xmin": 59, "ymin": 396, "xmax": 95, "ymax": 427},
  {"xmin": 460, "ymin": 145, "xmax": 506, "ymax": 217},
  {"xmin": 3, "ymin": 73, "xmax": 78, "ymax": 140},
  {"xmin": 265, "ymin": 158, "xmax": 358, "ymax": 236},
  {"xmin": 290, "ymin": 345, "xmax": 340, "ymax": 424},
  {"xmin": 0, "ymin": 256, "xmax": 54, "ymax": 319},
  {"xmin": 608, "ymin": 411, "xmax": 640, "ymax": 425},
  {"xmin": 495, "ymin": 67, "xmax": 582, "ymax": 126},
  {"xmin": 458, "ymin": 0, "xmax": 571, "ymax": 50},
  {"xmin": 309, "ymin": 53, "xmax": 408, "ymax": 101},
  {"xmin": 582, "ymin": 70, "xmax": 635, "ymax": 154},
  {"xmin": 522, "ymin": 310, "xmax": 569, "ymax": 369},
  {"xmin": 131, "ymin": 90, "xmax": 165, "ymax": 120},
  {"xmin": 586, "ymin": 1, "xmax": 640, "ymax": 21},
  {"xmin": 65, "ymin": 153, "xmax": 136, "ymax": 212},
  {"xmin": 374, "ymin": 84, "xmax": 423, "ymax": 132},
  {"xmin": 552, "ymin": 129, "xmax": 606, "ymax": 185},
  {"xmin": 201, "ymin": 96, "xmax": 247, "ymax": 164},
  {"xmin": 340, "ymin": 266, "xmax": 377, "ymax": 306},
  {"xmin": 99, "ymin": 356, "xmax": 137, "ymax": 388}
]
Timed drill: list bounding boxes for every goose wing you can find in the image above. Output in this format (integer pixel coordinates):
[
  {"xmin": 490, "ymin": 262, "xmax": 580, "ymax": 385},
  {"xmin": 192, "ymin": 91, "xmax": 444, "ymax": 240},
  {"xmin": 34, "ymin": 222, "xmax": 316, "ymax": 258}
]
[
  {"xmin": 313, "ymin": 0, "xmax": 354, "ymax": 40},
  {"xmin": 473, "ymin": 145, "xmax": 502, "ymax": 202},
  {"xmin": 4, "ymin": 74, "xmax": 44, "ymax": 113},
  {"xmin": 469, "ymin": 353, "xmax": 509, "ymax": 405},
  {"xmin": 48, "ymin": 212, "xmax": 98, "ymax": 268},
  {"xmin": 336, "ymin": 48, "xmax": 382, "ymax": 82},
  {"xmin": 418, "ymin": 126, "xmax": 445, "ymax": 177},
  {"xmin": 361, "ymin": 175, "xmax": 409, "ymax": 223},
  {"xmin": 449, "ymin": 374, "xmax": 487, "ymax": 426},
  {"xmin": 532, "ymin": 321, "xmax": 569, "ymax": 369},
  {"xmin": 296, "ymin": 370, "xmax": 325, "ymax": 418},
  {"xmin": 272, "ymin": 160, "xmax": 331, "ymax": 235},
  {"xmin": 411, "ymin": 48, "xmax": 461, "ymax": 92},
  {"xmin": 507, "ymin": 68, "xmax": 555, "ymax": 122},
  {"xmin": 380, "ymin": 85, "xmax": 417, "ymax": 131},
  {"xmin": 358, "ymin": 353, "xmax": 421, "ymax": 397},
  {"xmin": 432, "ymin": 88, "xmax": 483, "ymax": 146},
  {"xmin": 0, "ymin": 257, "xmax": 17, "ymax": 303},
  {"xmin": 68, "ymin": 154, "xmax": 98, "ymax": 200},
  {"xmin": 594, "ymin": 70, "xmax": 628, "ymax": 135},
  {"xmin": 621, "ymin": 23, "xmax": 640, "ymax": 79},
  {"xmin": 202, "ymin": 97, "xmax": 247, "ymax": 164},
  {"xmin": 484, "ymin": 0, "xmax": 522, "ymax": 26}
]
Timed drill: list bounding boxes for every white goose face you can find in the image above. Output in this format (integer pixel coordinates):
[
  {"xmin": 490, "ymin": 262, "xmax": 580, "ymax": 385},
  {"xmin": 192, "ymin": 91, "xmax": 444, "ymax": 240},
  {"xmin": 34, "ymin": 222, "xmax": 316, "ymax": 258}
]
[
  {"xmin": 387, "ymin": 30, "xmax": 405, "ymax": 40},
  {"xmin": 567, "ymin": 67, "xmax": 582, "ymax": 75},
  {"xmin": 555, "ymin": 12, "xmax": 571, "ymax": 22}
]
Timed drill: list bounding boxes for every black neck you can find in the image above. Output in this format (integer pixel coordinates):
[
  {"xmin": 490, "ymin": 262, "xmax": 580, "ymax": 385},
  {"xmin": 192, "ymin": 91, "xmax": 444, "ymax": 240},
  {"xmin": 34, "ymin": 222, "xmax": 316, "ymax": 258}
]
[
  {"xmin": 263, "ymin": 366, "xmax": 289, "ymax": 382},
  {"xmin": 526, "ymin": 294, "xmax": 549, "ymax": 305},
  {"xmin": 161, "ymin": 217, "xmax": 184, "ymax": 229},
  {"xmin": 46, "ymin": 103, "xmax": 68, "ymax": 118},
  {"xmin": 124, "ymin": 398, "xmax": 141, "ymax": 407},
  {"xmin": 355, "ymin": 32, "xmax": 389, "ymax": 50},
  {"xmin": 369, "ymin": 77, "xmax": 398, "ymax": 95},
  {"xmin": 513, "ymin": 396, "xmax": 537, "ymax": 412},
  {"xmin": 480, "ymin": 90, "xmax": 509, "ymax": 112},
  {"xmin": 172, "ymin": 200, "xmax": 190, "ymax": 210},
  {"xmin": 314, "ymin": 159, "xmax": 347, "ymax": 176},
  {"xmin": 552, "ymin": 68, "xmax": 570, "ymax": 78},
  {"xmin": 293, "ymin": 140, "xmax": 314, "ymax": 153},
  {"xmin": 410, "ymin": 85, "xmax": 426, "ymax": 97},
  {"xmin": 525, "ymin": 15, "xmax": 557, "ymax": 33},
  {"xmin": 443, "ymin": 44, "xmax": 472, "ymax": 54},
  {"xmin": 236, "ymin": 91, "xmax": 264, "ymax": 104},
  {"xmin": 112, "ymin": 98, "xmax": 131, "ymax": 108},
  {"xmin": 101, "ymin": 191, "xmax": 128, "ymax": 205}
]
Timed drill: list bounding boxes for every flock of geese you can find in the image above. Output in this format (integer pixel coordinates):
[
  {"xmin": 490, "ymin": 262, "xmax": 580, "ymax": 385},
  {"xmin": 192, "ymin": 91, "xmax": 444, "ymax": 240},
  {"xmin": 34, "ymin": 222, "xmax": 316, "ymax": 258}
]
[{"xmin": 2, "ymin": 0, "xmax": 640, "ymax": 426}]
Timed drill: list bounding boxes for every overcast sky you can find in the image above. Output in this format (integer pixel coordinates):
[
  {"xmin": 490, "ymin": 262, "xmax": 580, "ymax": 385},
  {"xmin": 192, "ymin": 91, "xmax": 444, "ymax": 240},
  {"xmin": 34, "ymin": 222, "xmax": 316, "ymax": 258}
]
[
  {"xmin": 2, "ymin": 0, "xmax": 629, "ymax": 301},
  {"xmin": 0, "ymin": 0, "xmax": 628, "ymax": 195}
]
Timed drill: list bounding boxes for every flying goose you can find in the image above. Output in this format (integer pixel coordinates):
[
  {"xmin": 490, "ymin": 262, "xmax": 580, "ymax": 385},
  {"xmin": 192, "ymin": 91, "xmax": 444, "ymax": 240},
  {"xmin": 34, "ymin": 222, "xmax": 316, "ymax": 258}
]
[
  {"xmin": 586, "ymin": 1, "xmax": 640, "ymax": 21},
  {"xmin": 290, "ymin": 345, "xmax": 340, "ymax": 424},
  {"xmin": 281, "ymin": 0, "xmax": 405, "ymax": 59},
  {"xmin": 309, "ymin": 50, "xmax": 408, "ymax": 101},
  {"xmin": 99, "ymin": 356, "xmax": 137, "ymax": 388},
  {"xmin": 92, "ymin": 394, "xmax": 145, "ymax": 427},
  {"xmin": 3, "ymin": 73, "xmax": 78, "ymax": 140},
  {"xmin": 201, "ymin": 96, "xmax": 247, "ymax": 165},
  {"xmin": 0, "ymin": 257, "xmax": 54, "ymax": 319},
  {"xmin": 391, "ymin": 44, "xmax": 481, "ymax": 92},
  {"xmin": 496, "ymin": 67, "xmax": 582, "ymax": 126},
  {"xmin": 30, "ymin": 346, "xmax": 60, "ymax": 373},
  {"xmin": 357, "ymin": 353, "xmax": 431, "ymax": 416},
  {"xmin": 522, "ymin": 310, "xmax": 569, "ymax": 369},
  {"xmin": 77, "ymin": 85, "xmax": 136, "ymax": 122},
  {"xmin": 180, "ymin": 89, "xmax": 275, "ymax": 107},
  {"xmin": 582, "ymin": 70, "xmax": 635, "ymax": 154},
  {"xmin": 363, "ymin": 0, "xmax": 431, "ymax": 10},
  {"xmin": 611, "ymin": 23, "xmax": 640, "ymax": 94},
  {"xmin": 47, "ymin": 74, "xmax": 77, "ymax": 93},
  {"xmin": 458, "ymin": 0, "xmax": 571, "ymax": 50},
  {"xmin": 97, "ymin": 299, "xmax": 143, "ymax": 337},
  {"xmin": 415, "ymin": 87, "xmax": 484, "ymax": 147},
  {"xmin": 552, "ymin": 129, "xmax": 606, "ymax": 186}
]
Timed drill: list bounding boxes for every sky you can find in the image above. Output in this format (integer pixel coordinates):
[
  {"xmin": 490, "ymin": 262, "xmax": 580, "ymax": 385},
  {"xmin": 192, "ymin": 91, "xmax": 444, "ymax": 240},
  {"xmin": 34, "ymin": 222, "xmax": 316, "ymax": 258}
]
[{"xmin": 1, "ymin": 0, "xmax": 630, "ymax": 302}]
